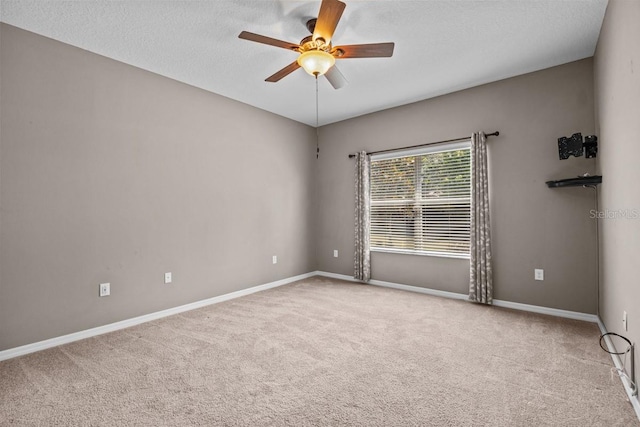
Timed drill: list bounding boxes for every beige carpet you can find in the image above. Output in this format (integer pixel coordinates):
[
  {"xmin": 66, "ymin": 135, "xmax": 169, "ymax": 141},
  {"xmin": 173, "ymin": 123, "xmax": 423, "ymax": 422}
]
[{"xmin": 1, "ymin": 276, "xmax": 637, "ymax": 426}]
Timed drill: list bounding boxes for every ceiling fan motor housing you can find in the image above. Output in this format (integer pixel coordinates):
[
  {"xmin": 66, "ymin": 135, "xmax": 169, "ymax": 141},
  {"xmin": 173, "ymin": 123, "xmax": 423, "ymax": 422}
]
[
  {"xmin": 306, "ymin": 18, "xmax": 317, "ymax": 34},
  {"xmin": 299, "ymin": 36, "xmax": 331, "ymax": 54}
]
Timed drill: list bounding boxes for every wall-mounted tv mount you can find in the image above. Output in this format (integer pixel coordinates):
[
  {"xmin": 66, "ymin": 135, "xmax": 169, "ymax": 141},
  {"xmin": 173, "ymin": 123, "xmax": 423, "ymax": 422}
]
[{"xmin": 558, "ymin": 133, "xmax": 598, "ymax": 159}]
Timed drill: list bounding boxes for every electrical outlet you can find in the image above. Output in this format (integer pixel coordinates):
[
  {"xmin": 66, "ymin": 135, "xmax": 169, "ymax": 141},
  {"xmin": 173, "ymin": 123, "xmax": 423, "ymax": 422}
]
[
  {"xmin": 164, "ymin": 272, "xmax": 172, "ymax": 284},
  {"xmin": 272, "ymin": 255, "xmax": 277, "ymax": 264},
  {"xmin": 99, "ymin": 283, "xmax": 110, "ymax": 297},
  {"xmin": 623, "ymin": 311, "xmax": 628, "ymax": 331},
  {"xmin": 333, "ymin": 250, "xmax": 338, "ymax": 258},
  {"xmin": 534, "ymin": 269, "xmax": 544, "ymax": 281}
]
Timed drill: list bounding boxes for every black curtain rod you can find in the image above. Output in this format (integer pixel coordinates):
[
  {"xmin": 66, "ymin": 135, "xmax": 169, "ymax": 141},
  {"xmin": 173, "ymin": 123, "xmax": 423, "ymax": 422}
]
[{"xmin": 347, "ymin": 131, "xmax": 499, "ymax": 158}]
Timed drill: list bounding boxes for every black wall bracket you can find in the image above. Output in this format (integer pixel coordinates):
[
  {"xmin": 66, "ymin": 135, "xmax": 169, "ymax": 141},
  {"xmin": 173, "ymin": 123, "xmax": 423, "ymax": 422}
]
[{"xmin": 558, "ymin": 133, "xmax": 598, "ymax": 159}]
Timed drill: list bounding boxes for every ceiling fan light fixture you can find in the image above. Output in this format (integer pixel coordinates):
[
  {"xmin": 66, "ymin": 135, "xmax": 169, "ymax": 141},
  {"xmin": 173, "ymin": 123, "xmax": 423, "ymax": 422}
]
[{"xmin": 297, "ymin": 50, "xmax": 335, "ymax": 76}]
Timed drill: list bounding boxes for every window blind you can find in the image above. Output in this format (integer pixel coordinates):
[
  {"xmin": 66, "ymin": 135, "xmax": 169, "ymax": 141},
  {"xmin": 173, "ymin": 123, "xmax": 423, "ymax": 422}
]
[{"xmin": 370, "ymin": 143, "xmax": 471, "ymax": 258}]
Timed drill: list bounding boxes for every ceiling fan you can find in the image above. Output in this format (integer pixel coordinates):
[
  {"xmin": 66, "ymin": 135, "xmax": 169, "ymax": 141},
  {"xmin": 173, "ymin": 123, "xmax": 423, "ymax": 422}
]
[{"xmin": 238, "ymin": 0, "xmax": 394, "ymax": 89}]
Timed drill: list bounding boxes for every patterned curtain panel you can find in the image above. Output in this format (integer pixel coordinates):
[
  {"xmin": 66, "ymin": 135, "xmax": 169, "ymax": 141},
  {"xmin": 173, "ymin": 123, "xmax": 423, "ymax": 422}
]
[
  {"xmin": 469, "ymin": 132, "xmax": 493, "ymax": 304},
  {"xmin": 354, "ymin": 151, "xmax": 371, "ymax": 282}
]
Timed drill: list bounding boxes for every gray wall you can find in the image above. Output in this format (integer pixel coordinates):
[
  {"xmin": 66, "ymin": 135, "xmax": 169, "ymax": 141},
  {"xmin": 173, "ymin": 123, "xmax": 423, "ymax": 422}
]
[
  {"xmin": 317, "ymin": 59, "xmax": 599, "ymax": 313},
  {"xmin": 0, "ymin": 24, "xmax": 317, "ymax": 351},
  {"xmin": 594, "ymin": 0, "xmax": 640, "ymax": 381}
]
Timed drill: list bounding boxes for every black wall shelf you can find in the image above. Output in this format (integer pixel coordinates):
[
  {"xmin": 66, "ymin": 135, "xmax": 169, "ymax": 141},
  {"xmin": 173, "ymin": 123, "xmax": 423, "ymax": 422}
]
[{"xmin": 546, "ymin": 175, "xmax": 602, "ymax": 188}]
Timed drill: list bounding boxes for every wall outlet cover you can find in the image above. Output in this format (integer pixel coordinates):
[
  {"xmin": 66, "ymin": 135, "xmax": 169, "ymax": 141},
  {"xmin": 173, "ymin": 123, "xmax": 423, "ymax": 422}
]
[
  {"xmin": 99, "ymin": 283, "xmax": 110, "ymax": 297},
  {"xmin": 164, "ymin": 272, "xmax": 172, "ymax": 284},
  {"xmin": 534, "ymin": 269, "xmax": 544, "ymax": 281}
]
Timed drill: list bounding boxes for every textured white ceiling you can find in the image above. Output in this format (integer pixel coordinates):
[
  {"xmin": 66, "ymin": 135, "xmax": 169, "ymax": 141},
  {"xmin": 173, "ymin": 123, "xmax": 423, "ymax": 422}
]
[{"xmin": 0, "ymin": 0, "xmax": 608, "ymax": 126}]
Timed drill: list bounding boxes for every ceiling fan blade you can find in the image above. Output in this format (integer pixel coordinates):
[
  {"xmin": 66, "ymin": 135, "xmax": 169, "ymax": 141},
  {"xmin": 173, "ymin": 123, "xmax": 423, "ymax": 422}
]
[
  {"xmin": 265, "ymin": 61, "xmax": 301, "ymax": 82},
  {"xmin": 313, "ymin": 0, "xmax": 346, "ymax": 44},
  {"xmin": 325, "ymin": 66, "xmax": 348, "ymax": 90},
  {"xmin": 238, "ymin": 31, "xmax": 299, "ymax": 51},
  {"xmin": 333, "ymin": 42, "xmax": 395, "ymax": 59}
]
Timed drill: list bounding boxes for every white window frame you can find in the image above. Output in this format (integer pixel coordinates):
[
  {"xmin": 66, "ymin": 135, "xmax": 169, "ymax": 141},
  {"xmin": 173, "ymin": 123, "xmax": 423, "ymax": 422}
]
[{"xmin": 370, "ymin": 140, "xmax": 471, "ymax": 260}]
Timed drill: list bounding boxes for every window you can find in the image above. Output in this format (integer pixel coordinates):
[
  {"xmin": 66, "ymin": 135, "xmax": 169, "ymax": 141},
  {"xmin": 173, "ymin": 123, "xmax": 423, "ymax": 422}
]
[{"xmin": 370, "ymin": 141, "xmax": 471, "ymax": 258}]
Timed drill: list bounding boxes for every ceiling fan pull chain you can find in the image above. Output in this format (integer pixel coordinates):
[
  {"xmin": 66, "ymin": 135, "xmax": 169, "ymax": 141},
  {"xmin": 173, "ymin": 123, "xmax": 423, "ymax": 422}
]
[{"xmin": 316, "ymin": 76, "xmax": 320, "ymax": 159}]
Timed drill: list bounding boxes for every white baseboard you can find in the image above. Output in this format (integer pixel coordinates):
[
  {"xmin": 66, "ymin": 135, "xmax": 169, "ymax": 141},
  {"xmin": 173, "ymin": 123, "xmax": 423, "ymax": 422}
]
[
  {"xmin": 316, "ymin": 271, "xmax": 598, "ymax": 323},
  {"xmin": 0, "ymin": 271, "xmax": 317, "ymax": 362},
  {"xmin": 0, "ymin": 270, "xmax": 610, "ymax": 360},
  {"xmin": 318, "ymin": 271, "xmax": 470, "ymax": 301},
  {"xmin": 491, "ymin": 299, "xmax": 598, "ymax": 323},
  {"xmin": 596, "ymin": 319, "xmax": 640, "ymax": 421}
]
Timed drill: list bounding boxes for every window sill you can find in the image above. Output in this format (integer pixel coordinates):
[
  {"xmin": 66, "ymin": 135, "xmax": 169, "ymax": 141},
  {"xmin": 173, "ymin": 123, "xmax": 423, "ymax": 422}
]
[{"xmin": 370, "ymin": 247, "xmax": 470, "ymax": 260}]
